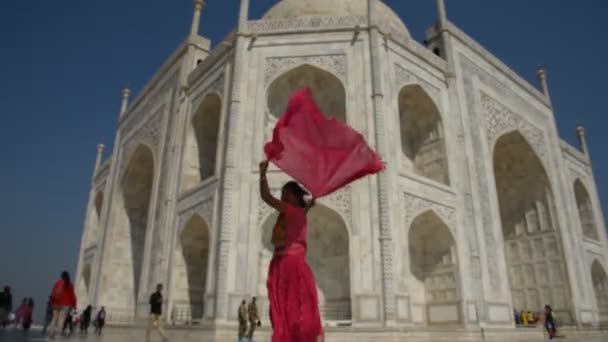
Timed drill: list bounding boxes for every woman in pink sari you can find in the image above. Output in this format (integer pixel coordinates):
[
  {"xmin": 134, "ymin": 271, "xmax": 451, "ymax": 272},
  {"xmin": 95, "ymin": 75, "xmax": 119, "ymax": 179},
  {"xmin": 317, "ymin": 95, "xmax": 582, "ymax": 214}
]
[{"xmin": 259, "ymin": 160, "xmax": 324, "ymax": 342}]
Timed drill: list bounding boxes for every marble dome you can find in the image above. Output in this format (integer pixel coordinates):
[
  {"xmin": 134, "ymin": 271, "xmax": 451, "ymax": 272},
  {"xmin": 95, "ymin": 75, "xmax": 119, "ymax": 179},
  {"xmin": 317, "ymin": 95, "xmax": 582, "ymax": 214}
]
[{"xmin": 263, "ymin": 0, "xmax": 410, "ymax": 38}]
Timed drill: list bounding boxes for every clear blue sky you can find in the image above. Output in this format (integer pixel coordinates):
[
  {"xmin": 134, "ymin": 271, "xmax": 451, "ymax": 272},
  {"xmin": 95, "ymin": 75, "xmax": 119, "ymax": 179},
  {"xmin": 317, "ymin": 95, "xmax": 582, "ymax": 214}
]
[{"xmin": 1, "ymin": 0, "xmax": 606, "ymax": 323}]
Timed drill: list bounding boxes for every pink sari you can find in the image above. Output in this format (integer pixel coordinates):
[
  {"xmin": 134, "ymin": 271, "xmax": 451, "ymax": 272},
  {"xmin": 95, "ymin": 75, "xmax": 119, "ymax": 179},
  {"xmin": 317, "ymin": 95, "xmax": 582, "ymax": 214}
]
[{"xmin": 267, "ymin": 202, "xmax": 324, "ymax": 342}]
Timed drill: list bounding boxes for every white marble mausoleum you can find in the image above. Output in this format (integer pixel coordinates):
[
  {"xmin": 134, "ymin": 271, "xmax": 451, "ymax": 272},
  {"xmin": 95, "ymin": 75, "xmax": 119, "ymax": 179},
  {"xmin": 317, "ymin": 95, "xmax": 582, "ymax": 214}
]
[{"xmin": 75, "ymin": 0, "xmax": 608, "ymax": 337}]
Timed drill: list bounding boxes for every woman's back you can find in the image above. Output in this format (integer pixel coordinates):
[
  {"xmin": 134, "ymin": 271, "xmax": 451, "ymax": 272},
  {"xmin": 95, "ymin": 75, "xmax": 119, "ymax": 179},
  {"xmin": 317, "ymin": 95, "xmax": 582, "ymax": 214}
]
[{"xmin": 272, "ymin": 202, "xmax": 308, "ymax": 253}]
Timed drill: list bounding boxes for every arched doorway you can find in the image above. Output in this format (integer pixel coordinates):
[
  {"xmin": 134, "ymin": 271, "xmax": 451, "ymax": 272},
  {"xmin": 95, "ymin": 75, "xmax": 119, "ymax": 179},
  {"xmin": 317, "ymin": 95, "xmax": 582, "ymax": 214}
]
[
  {"xmin": 86, "ymin": 191, "xmax": 104, "ymax": 246},
  {"xmin": 260, "ymin": 204, "xmax": 351, "ymax": 321},
  {"xmin": 493, "ymin": 131, "xmax": 571, "ymax": 322},
  {"xmin": 574, "ymin": 180, "xmax": 599, "ymax": 240},
  {"xmin": 120, "ymin": 144, "xmax": 155, "ymax": 302},
  {"xmin": 408, "ymin": 210, "xmax": 460, "ymax": 324},
  {"xmin": 398, "ymin": 85, "xmax": 449, "ymax": 185},
  {"xmin": 266, "ymin": 64, "xmax": 346, "ymax": 140},
  {"xmin": 82, "ymin": 263, "xmax": 92, "ymax": 295},
  {"xmin": 172, "ymin": 215, "xmax": 210, "ymax": 322},
  {"xmin": 181, "ymin": 94, "xmax": 222, "ymax": 192},
  {"xmin": 591, "ymin": 260, "xmax": 608, "ymax": 323}
]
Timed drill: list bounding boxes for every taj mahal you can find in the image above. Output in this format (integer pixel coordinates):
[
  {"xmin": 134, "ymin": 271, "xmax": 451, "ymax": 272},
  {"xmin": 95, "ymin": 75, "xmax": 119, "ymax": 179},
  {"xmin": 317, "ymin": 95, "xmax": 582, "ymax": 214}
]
[{"xmin": 75, "ymin": 0, "xmax": 608, "ymax": 340}]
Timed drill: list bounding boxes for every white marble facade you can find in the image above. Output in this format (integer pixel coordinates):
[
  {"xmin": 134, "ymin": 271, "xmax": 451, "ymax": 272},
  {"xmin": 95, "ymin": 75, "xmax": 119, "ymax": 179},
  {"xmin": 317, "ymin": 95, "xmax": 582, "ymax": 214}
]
[{"xmin": 75, "ymin": 0, "xmax": 608, "ymax": 331}]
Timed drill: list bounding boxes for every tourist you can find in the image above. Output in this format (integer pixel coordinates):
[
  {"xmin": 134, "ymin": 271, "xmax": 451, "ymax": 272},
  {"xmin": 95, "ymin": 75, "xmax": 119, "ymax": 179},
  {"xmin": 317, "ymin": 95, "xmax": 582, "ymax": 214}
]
[
  {"xmin": 0, "ymin": 286, "xmax": 12, "ymax": 328},
  {"xmin": 238, "ymin": 300, "xmax": 248, "ymax": 341},
  {"xmin": 94, "ymin": 307, "xmax": 106, "ymax": 335},
  {"xmin": 259, "ymin": 160, "xmax": 324, "ymax": 342},
  {"xmin": 41, "ymin": 297, "xmax": 53, "ymax": 335},
  {"xmin": 513, "ymin": 308, "xmax": 521, "ymax": 325},
  {"xmin": 62, "ymin": 308, "xmax": 74, "ymax": 335},
  {"xmin": 21, "ymin": 298, "xmax": 34, "ymax": 332},
  {"xmin": 146, "ymin": 284, "xmax": 168, "ymax": 342},
  {"xmin": 544, "ymin": 305, "xmax": 557, "ymax": 339},
  {"xmin": 48, "ymin": 271, "xmax": 77, "ymax": 340},
  {"xmin": 14, "ymin": 298, "xmax": 27, "ymax": 326},
  {"xmin": 80, "ymin": 305, "xmax": 92, "ymax": 334},
  {"xmin": 247, "ymin": 297, "xmax": 260, "ymax": 340}
]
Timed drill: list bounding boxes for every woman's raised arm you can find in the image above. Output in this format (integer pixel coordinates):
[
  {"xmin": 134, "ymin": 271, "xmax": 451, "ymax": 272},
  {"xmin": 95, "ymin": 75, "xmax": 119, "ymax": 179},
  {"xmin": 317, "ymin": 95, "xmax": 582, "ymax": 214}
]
[{"xmin": 259, "ymin": 160, "xmax": 283, "ymax": 212}]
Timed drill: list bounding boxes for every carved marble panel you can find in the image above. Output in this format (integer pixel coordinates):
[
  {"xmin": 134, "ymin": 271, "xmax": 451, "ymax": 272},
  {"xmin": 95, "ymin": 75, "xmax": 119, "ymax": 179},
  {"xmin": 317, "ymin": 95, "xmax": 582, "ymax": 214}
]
[
  {"xmin": 247, "ymin": 16, "xmax": 367, "ymax": 34},
  {"xmin": 403, "ymin": 193, "xmax": 456, "ymax": 233},
  {"xmin": 178, "ymin": 198, "xmax": 214, "ymax": 231},
  {"xmin": 481, "ymin": 92, "xmax": 550, "ymax": 170},
  {"xmin": 394, "ymin": 64, "xmax": 441, "ymax": 101},
  {"xmin": 256, "ymin": 186, "xmax": 352, "ymax": 227},
  {"xmin": 119, "ymin": 108, "xmax": 164, "ymax": 177},
  {"xmin": 265, "ymin": 55, "xmax": 347, "ymax": 86}
]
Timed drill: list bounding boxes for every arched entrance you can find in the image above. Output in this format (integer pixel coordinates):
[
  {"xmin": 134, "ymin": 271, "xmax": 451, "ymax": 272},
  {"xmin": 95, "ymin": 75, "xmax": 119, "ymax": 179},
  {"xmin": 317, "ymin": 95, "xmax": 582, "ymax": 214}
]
[
  {"xmin": 493, "ymin": 131, "xmax": 571, "ymax": 321},
  {"xmin": 398, "ymin": 84, "xmax": 449, "ymax": 185},
  {"xmin": 591, "ymin": 260, "xmax": 608, "ymax": 323},
  {"xmin": 86, "ymin": 191, "xmax": 104, "ymax": 246},
  {"xmin": 260, "ymin": 204, "xmax": 351, "ymax": 321},
  {"xmin": 181, "ymin": 94, "xmax": 222, "ymax": 192},
  {"xmin": 266, "ymin": 64, "xmax": 346, "ymax": 139},
  {"xmin": 172, "ymin": 214, "xmax": 210, "ymax": 322},
  {"xmin": 574, "ymin": 180, "xmax": 599, "ymax": 240},
  {"xmin": 408, "ymin": 210, "xmax": 460, "ymax": 324},
  {"xmin": 120, "ymin": 144, "xmax": 155, "ymax": 302}
]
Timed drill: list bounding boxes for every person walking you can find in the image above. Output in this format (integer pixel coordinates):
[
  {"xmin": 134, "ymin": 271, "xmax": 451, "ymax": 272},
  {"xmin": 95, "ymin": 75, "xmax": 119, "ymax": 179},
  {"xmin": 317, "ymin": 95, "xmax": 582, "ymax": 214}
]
[
  {"xmin": 14, "ymin": 298, "xmax": 27, "ymax": 326},
  {"xmin": 0, "ymin": 286, "xmax": 12, "ymax": 328},
  {"xmin": 259, "ymin": 160, "xmax": 324, "ymax": 342},
  {"xmin": 146, "ymin": 284, "xmax": 168, "ymax": 342},
  {"xmin": 62, "ymin": 309, "xmax": 74, "ymax": 335},
  {"xmin": 41, "ymin": 297, "xmax": 53, "ymax": 335},
  {"xmin": 48, "ymin": 271, "xmax": 77, "ymax": 340},
  {"xmin": 247, "ymin": 297, "xmax": 260, "ymax": 341},
  {"xmin": 94, "ymin": 307, "xmax": 106, "ymax": 335},
  {"xmin": 544, "ymin": 305, "xmax": 557, "ymax": 340},
  {"xmin": 238, "ymin": 300, "xmax": 248, "ymax": 341},
  {"xmin": 21, "ymin": 298, "xmax": 34, "ymax": 332},
  {"xmin": 80, "ymin": 305, "xmax": 92, "ymax": 334}
]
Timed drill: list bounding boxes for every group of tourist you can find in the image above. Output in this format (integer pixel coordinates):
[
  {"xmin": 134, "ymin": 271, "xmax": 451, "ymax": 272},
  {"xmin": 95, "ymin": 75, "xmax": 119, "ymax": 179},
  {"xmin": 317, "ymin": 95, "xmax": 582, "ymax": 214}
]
[
  {"xmin": 0, "ymin": 287, "xmax": 34, "ymax": 331},
  {"xmin": 514, "ymin": 305, "xmax": 558, "ymax": 339},
  {"xmin": 238, "ymin": 297, "xmax": 260, "ymax": 342}
]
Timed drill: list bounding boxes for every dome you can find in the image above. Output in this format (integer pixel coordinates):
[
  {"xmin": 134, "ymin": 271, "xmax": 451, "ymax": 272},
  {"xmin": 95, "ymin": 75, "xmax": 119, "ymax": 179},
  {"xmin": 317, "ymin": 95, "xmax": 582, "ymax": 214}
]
[{"xmin": 263, "ymin": 0, "xmax": 410, "ymax": 39}]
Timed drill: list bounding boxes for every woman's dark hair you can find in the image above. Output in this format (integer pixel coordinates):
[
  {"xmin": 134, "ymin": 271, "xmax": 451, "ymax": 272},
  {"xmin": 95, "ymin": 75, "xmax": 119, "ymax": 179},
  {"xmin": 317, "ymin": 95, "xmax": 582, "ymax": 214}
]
[
  {"xmin": 282, "ymin": 181, "xmax": 308, "ymax": 208},
  {"xmin": 61, "ymin": 271, "xmax": 71, "ymax": 288},
  {"xmin": 545, "ymin": 305, "xmax": 552, "ymax": 311}
]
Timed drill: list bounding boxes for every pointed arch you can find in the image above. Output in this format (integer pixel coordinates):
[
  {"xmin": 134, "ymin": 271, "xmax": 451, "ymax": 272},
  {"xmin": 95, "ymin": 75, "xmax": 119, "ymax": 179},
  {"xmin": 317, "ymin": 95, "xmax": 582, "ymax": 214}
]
[
  {"xmin": 259, "ymin": 204, "xmax": 351, "ymax": 321},
  {"xmin": 494, "ymin": 131, "xmax": 572, "ymax": 321},
  {"xmin": 172, "ymin": 214, "xmax": 210, "ymax": 321},
  {"xmin": 398, "ymin": 84, "xmax": 449, "ymax": 185},
  {"xmin": 266, "ymin": 64, "xmax": 346, "ymax": 128},
  {"xmin": 408, "ymin": 210, "xmax": 460, "ymax": 324},
  {"xmin": 181, "ymin": 93, "xmax": 222, "ymax": 192},
  {"xmin": 119, "ymin": 143, "xmax": 155, "ymax": 302},
  {"xmin": 591, "ymin": 260, "xmax": 608, "ymax": 323},
  {"xmin": 86, "ymin": 191, "xmax": 104, "ymax": 246},
  {"xmin": 574, "ymin": 179, "xmax": 599, "ymax": 240}
]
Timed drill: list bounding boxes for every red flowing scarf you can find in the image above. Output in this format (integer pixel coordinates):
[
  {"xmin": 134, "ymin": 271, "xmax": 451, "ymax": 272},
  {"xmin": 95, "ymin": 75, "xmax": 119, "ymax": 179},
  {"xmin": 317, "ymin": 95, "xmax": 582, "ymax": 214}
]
[{"xmin": 264, "ymin": 87, "xmax": 384, "ymax": 198}]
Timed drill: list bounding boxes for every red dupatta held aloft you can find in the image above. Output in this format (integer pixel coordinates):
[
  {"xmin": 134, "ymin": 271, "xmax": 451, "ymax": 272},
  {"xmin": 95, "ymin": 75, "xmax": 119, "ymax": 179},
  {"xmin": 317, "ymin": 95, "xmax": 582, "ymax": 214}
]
[{"xmin": 264, "ymin": 87, "xmax": 384, "ymax": 198}]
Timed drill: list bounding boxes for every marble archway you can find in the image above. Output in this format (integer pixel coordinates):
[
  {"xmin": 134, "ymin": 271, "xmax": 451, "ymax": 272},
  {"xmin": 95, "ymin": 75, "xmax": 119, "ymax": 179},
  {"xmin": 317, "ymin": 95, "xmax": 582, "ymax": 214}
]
[
  {"xmin": 408, "ymin": 210, "xmax": 460, "ymax": 324},
  {"xmin": 181, "ymin": 93, "xmax": 222, "ymax": 192},
  {"xmin": 398, "ymin": 84, "xmax": 449, "ymax": 185},
  {"xmin": 119, "ymin": 144, "xmax": 155, "ymax": 302},
  {"xmin": 574, "ymin": 179, "xmax": 599, "ymax": 241},
  {"xmin": 493, "ymin": 131, "xmax": 571, "ymax": 321},
  {"xmin": 259, "ymin": 204, "xmax": 351, "ymax": 321},
  {"xmin": 265, "ymin": 64, "xmax": 346, "ymax": 140},
  {"xmin": 591, "ymin": 260, "xmax": 608, "ymax": 323},
  {"xmin": 86, "ymin": 191, "xmax": 104, "ymax": 246},
  {"xmin": 172, "ymin": 214, "xmax": 210, "ymax": 322}
]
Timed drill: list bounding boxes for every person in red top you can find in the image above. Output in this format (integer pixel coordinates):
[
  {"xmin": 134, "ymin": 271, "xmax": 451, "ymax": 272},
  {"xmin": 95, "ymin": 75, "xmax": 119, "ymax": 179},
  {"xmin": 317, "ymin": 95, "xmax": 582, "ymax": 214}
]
[
  {"xmin": 48, "ymin": 271, "xmax": 77, "ymax": 340},
  {"xmin": 259, "ymin": 160, "xmax": 324, "ymax": 342}
]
